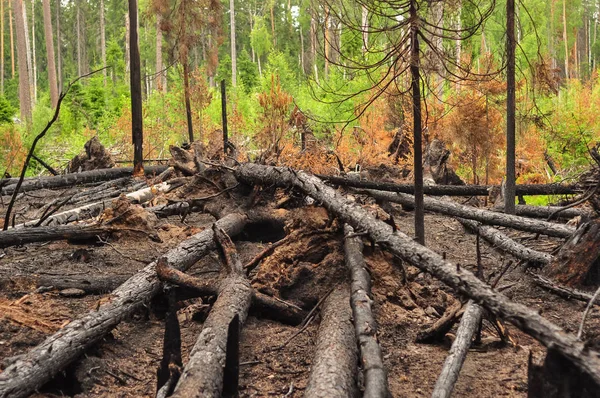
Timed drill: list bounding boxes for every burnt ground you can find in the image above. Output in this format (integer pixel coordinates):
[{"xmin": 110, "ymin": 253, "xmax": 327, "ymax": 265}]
[{"xmin": 0, "ymin": 174, "xmax": 598, "ymax": 397}]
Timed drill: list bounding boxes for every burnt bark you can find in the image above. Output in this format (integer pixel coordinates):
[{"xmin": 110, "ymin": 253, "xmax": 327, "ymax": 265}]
[
  {"xmin": 305, "ymin": 285, "xmax": 358, "ymax": 398},
  {"xmin": 513, "ymin": 205, "xmax": 590, "ymax": 220},
  {"xmin": 0, "ymin": 166, "xmax": 168, "ymax": 195},
  {"xmin": 530, "ymin": 273, "xmax": 600, "ymax": 306},
  {"xmin": 235, "ymin": 163, "xmax": 600, "ymax": 386},
  {"xmin": 366, "ymin": 189, "xmax": 574, "ymax": 238},
  {"xmin": 0, "ymin": 213, "xmax": 247, "ymax": 398},
  {"xmin": 15, "ymin": 181, "xmax": 172, "ymax": 228},
  {"xmin": 431, "ymin": 301, "xmax": 484, "ymax": 398},
  {"xmin": 0, "ymin": 224, "xmax": 114, "ymax": 248},
  {"xmin": 458, "ymin": 218, "xmax": 554, "ymax": 266},
  {"xmin": 317, "ymin": 174, "xmax": 580, "ymax": 197},
  {"xmin": 0, "ymin": 274, "xmax": 130, "ymax": 294},
  {"xmin": 344, "ymin": 225, "xmax": 389, "ymax": 398},
  {"xmin": 171, "ymin": 226, "xmax": 253, "ymax": 398},
  {"xmin": 544, "ymin": 219, "xmax": 600, "ymax": 287}
]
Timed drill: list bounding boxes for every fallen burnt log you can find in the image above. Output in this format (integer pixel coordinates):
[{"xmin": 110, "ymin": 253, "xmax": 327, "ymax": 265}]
[
  {"xmin": 458, "ymin": 218, "xmax": 554, "ymax": 266},
  {"xmin": 530, "ymin": 273, "xmax": 600, "ymax": 306},
  {"xmin": 513, "ymin": 205, "xmax": 591, "ymax": 220},
  {"xmin": 431, "ymin": 301, "xmax": 483, "ymax": 398},
  {"xmin": 543, "ymin": 219, "xmax": 600, "ymax": 287},
  {"xmin": 15, "ymin": 181, "xmax": 174, "ymax": 228},
  {"xmin": 171, "ymin": 226, "xmax": 253, "ymax": 398},
  {"xmin": 318, "ymin": 174, "xmax": 580, "ymax": 197},
  {"xmin": 155, "ymin": 244, "xmax": 305, "ymax": 325},
  {"xmin": 344, "ymin": 225, "xmax": 389, "ymax": 398},
  {"xmin": 0, "ymin": 165, "xmax": 168, "ymax": 195},
  {"xmin": 0, "ymin": 213, "xmax": 247, "ymax": 398},
  {"xmin": 0, "ymin": 224, "xmax": 114, "ymax": 248},
  {"xmin": 366, "ymin": 189, "xmax": 574, "ymax": 238},
  {"xmin": 305, "ymin": 285, "xmax": 358, "ymax": 398},
  {"xmin": 236, "ymin": 164, "xmax": 600, "ymax": 386}
]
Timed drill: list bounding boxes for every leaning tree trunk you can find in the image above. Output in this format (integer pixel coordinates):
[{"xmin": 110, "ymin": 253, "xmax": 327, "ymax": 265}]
[
  {"xmin": 234, "ymin": 163, "xmax": 600, "ymax": 386},
  {"xmin": 0, "ymin": 213, "xmax": 247, "ymax": 398}
]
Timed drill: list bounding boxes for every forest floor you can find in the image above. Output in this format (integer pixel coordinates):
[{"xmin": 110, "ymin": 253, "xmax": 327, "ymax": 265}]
[{"xmin": 0, "ymin": 171, "xmax": 598, "ymax": 397}]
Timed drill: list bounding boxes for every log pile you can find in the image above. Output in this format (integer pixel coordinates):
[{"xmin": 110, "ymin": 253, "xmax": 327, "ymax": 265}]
[{"xmin": 0, "ymin": 152, "xmax": 598, "ymax": 397}]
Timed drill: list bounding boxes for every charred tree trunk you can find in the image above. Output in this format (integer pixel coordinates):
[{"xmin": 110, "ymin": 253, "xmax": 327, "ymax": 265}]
[
  {"xmin": 458, "ymin": 218, "xmax": 554, "ymax": 266},
  {"xmin": 183, "ymin": 61, "xmax": 194, "ymax": 143},
  {"xmin": 0, "ymin": 224, "xmax": 114, "ymax": 248},
  {"xmin": 431, "ymin": 301, "xmax": 483, "ymax": 398},
  {"xmin": 317, "ymin": 174, "xmax": 580, "ymax": 197},
  {"xmin": 305, "ymin": 285, "xmax": 358, "ymax": 398},
  {"xmin": 0, "ymin": 166, "xmax": 168, "ymax": 195},
  {"xmin": 171, "ymin": 226, "xmax": 253, "ymax": 397},
  {"xmin": 366, "ymin": 189, "xmax": 574, "ymax": 238},
  {"xmin": 344, "ymin": 225, "xmax": 389, "ymax": 398},
  {"xmin": 14, "ymin": 181, "xmax": 172, "ymax": 228},
  {"xmin": 0, "ymin": 214, "xmax": 247, "ymax": 398},
  {"xmin": 544, "ymin": 219, "xmax": 600, "ymax": 287},
  {"xmin": 235, "ymin": 164, "xmax": 600, "ymax": 386},
  {"xmin": 128, "ymin": 0, "xmax": 143, "ymax": 174}
]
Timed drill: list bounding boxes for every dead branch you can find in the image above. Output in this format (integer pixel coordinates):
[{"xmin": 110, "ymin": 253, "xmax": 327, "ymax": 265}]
[
  {"xmin": 530, "ymin": 273, "xmax": 600, "ymax": 305},
  {"xmin": 431, "ymin": 301, "xmax": 484, "ymax": 398}
]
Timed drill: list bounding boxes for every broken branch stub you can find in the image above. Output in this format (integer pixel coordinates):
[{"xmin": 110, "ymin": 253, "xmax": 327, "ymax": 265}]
[{"xmin": 235, "ymin": 163, "xmax": 600, "ymax": 386}]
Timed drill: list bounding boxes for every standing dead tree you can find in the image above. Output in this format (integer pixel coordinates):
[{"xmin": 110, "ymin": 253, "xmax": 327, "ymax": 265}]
[{"xmin": 311, "ymin": 0, "xmax": 497, "ymax": 244}]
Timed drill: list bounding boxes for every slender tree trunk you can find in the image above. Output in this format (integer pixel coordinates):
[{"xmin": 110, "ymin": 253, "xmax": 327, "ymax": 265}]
[
  {"xmin": 1, "ymin": 0, "xmax": 4, "ymax": 95},
  {"xmin": 55, "ymin": 0, "xmax": 61, "ymax": 92},
  {"xmin": 455, "ymin": 0, "xmax": 462, "ymax": 65},
  {"xmin": 230, "ymin": 0, "xmax": 236, "ymax": 87},
  {"xmin": 42, "ymin": 0, "xmax": 58, "ymax": 108},
  {"xmin": 100, "ymin": 0, "xmax": 106, "ymax": 86},
  {"xmin": 21, "ymin": 0, "xmax": 31, "ymax": 106},
  {"xmin": 30, "ymin": 0, "xmax": 35, "ymax": 102},
  {"xmin": 183, "ymin": 61, "xmax": 194, "ymax": 143},
  {"xmin": 361, "ymin": 5, "xmax": 368, "ymax": 54},
  {"xmin": 505, "ymin": 0, "xmax": 516, "ymax": 214},
  {"xmin": 12, "ymin": 0, "xmax": 31, "ymax": 122},
  {"xmin": 9, "ymin": 0, "xmax": 14, "ymax": 78},
  {"xmin": 300, "ymin": 24, "xmax": 305, "ymax": 74},
  {"xmin": 155, "ymin": 17, "xmax": 165, "ymax": 92},
  {"xmin": 410, "ymin": 0, "xmax": 424, "ymax": 244},
  {"xmin": 310, "ymin": 11, "xmax": 318, "ymax": 83},
  {"xmin": 76, "ymin": 0, "xmax": 81, "ymax": 76},
  {"xmin": 270, "ymin": 4, "xmax": 275, "ymax": 47},
  {"xmin": 124, "ymin": 12, "xmax": 130, "ymax": 76},
  {"xmin": 563, "ymin": 0, "xmax": 569, "ymax": 78},
  {"xmin": 128, "ymin": 0, "xmax": 143, "ymax": 174}
]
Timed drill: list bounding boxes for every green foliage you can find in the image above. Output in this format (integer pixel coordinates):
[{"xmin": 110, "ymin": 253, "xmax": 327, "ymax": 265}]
[{"xmin": 0, "ymin": 96, "xmax": 16, "ymax": 124}]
